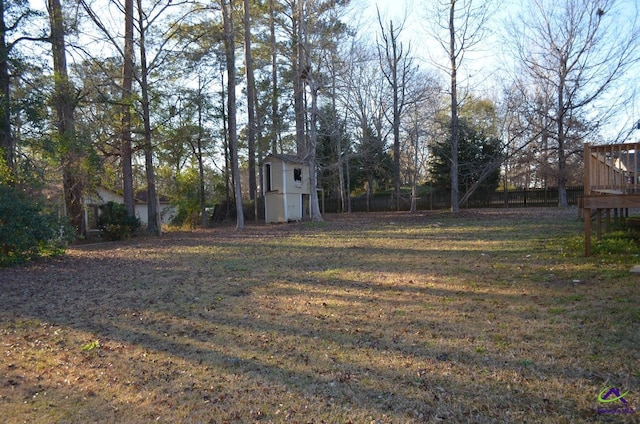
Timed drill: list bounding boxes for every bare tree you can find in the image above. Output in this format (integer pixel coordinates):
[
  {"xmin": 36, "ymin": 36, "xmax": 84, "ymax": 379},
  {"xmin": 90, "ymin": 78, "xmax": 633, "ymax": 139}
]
[
  {"xmin": 426, "ymin": 0, "xmax": 495, "ymax": 212},
  {"xmin": 338, "ymin": 41, "xmax": 387, "ymax": 210},
  {"xmin": 324, "ymin": 4, "xmax": 350, "ymax": 213},
  {"xmin": 510, "ymin": 0, "xmax": 640, "ymax": 207},
  {"xmin": 298, "ymin": 0, "xmax": 348, "ymax": 222},
  {"xmin": 401, "ymin": 70, "xmax": 441, "ymax": 212},
  {"xmin": 376, "ymin": 9, "xmax": 416, "ymax": 211}
]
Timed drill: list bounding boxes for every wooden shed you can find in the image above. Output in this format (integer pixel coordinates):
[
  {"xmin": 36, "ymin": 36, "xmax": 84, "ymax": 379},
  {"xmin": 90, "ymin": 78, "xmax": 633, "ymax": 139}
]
[{"xmin": 263, "ymin": 154, "xmax": 311, "ymax": 223}]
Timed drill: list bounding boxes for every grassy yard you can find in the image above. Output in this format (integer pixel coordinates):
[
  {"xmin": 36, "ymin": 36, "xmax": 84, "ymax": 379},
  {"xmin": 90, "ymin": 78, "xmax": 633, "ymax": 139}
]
[{"xmin": 0, "ymin": 208, "xmax": 638, "ymax": 423}]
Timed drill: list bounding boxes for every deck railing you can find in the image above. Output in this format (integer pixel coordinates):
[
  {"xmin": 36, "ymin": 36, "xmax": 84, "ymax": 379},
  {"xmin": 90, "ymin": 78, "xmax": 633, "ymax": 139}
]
[
  {"xmin": 584, "ymin": 143, "xmax": 640, "ymax": 195},
  {"xmin": 582, "ymin": 142, "xmax": 640, "ymax": 256}
]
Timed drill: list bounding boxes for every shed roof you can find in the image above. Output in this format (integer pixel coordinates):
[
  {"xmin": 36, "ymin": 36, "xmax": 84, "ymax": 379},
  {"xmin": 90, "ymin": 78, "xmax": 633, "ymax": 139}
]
[{"xmin": 265, "ymin": 153, "xmax": 307, "ymax": 164}]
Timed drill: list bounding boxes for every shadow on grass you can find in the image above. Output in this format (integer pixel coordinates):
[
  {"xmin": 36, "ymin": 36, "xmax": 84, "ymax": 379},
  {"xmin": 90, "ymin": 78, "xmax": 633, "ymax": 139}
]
[{"xmin": 0, "ymin": 208, "xmax": 637, "ymax": 422}]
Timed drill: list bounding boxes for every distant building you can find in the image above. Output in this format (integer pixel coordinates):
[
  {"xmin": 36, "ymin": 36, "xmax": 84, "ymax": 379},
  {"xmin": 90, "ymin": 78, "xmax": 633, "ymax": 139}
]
[
  {"xmin": 84, "ymin": 187, "xmax": 177, "ymax": 230},
  {"xmin": 263, "ymin": 154, "xmax": 311, "ymax": 223}
]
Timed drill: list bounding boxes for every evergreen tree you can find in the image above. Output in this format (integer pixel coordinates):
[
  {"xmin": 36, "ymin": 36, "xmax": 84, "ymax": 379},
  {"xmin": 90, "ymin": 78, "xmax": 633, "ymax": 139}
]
[{"xmin": 428, "ymin": 117, "xmax": 502, "ymax": 196}]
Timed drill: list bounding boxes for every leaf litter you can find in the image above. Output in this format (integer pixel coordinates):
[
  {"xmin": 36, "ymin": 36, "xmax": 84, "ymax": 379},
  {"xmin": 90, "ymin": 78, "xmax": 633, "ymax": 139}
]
[{"xmin": 0, "ymin": 208, "xmax": 638, "ymax": 423}]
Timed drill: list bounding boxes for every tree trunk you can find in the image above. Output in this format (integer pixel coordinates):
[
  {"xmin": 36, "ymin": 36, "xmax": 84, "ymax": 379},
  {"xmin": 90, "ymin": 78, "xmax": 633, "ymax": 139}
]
[
  {"xmin": 136, "ymin": 0, "xmax": 160, "ymax": 235},
  {"xmin": 49, "ymin": 0, "xmax": 84, "ymax": 236},
  {"xmin": 411, "ymin": 109, "xmax": 418, "ymax": 213},
  {"xmin": 390, "ymin": 23, "xmax": 401, "ymax": 212},
  {"xmin": 557, "ymin": 56, "xmax": 568, "ymax": 207},
  {"xmin": 449, "ymin": 0, "xmax": 459, "ymax": 213},
  {"xmin": 293, "ymin": 0, "xmax": 305, "ymax": 157},
  {"xmin": 367, "ymin": 175, "xmax": 374, "ymax": 212},
  {"xmin": 243, "ymin": 0, "xmax": 256, "ymax": 202},
  {"xmin": 196, "ymin": 81, "xmax": 207, "ymax": 227},
  {"xmin": 269, "ymin": 0, "xmax": 278, "ymax": 153},
  {"xmin": 338, "ymin": 149, "xmax": 345, "ymax": 212},
  {"xmin": 308, "ymin": 81, "xmax": 322, "ymax": 221},
  {"xmin": 121, "ymin": 0, "xmax": 135, "ymax": 217},
  {"xmin": 377, "ymin": 14, "xmax": 407, "ymax": 212},
  {"xmin": 222, "ymin": 0, "xmax": 244, "ymax": 230},
  {"xmin": 0, "ymin": 0, "xmax": 13, "ymax": 175},
  {"xmin": 219, "ymin": 65, "xmax": 231, "ymax": 218},
  {"xmin": 346, "ymin": 155, "xmax": 351, "ymax": 213},
  {"xmin": 330, "ymin": 47, "xmax": 345, "ymax": 213}
]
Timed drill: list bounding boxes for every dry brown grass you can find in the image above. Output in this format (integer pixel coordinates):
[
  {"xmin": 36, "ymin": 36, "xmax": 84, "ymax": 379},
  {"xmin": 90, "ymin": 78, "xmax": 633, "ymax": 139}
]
[{"xmin": 1, "ymin": 208, "xmax": 638, "ymax": 423}]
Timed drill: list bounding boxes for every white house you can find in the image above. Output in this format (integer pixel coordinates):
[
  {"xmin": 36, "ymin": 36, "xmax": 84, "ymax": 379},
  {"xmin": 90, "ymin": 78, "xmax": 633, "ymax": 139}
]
[
  {"xmin": 263, "ymin": 154, "xmax": 311, "ymax": 223},
  {"xmin": 84, "ymin": 187, "xmax": 177, "ymax": 230}
]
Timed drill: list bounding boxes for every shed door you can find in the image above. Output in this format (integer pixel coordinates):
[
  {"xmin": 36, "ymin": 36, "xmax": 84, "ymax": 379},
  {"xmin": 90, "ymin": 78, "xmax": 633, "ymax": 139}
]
[{"xmin": 265, "ymin": 163, "xmax": 272, "ymax": 192}]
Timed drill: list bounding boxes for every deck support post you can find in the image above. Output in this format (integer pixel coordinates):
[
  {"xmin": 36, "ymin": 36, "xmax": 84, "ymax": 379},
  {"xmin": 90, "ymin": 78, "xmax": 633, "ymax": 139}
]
[{"xmin": 585, "ymin": 208, "xmax": 592, "ymax": 256}]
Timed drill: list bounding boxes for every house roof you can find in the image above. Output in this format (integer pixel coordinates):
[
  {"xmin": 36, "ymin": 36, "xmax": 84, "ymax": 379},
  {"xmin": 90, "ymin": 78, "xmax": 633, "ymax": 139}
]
[
  {"xmin": 135, "ymin": 190, "xmax": 171, "ymax": 204},
  {"xmin": 93, "ymin": 187, "xmax": 172, "ymax": 204}
]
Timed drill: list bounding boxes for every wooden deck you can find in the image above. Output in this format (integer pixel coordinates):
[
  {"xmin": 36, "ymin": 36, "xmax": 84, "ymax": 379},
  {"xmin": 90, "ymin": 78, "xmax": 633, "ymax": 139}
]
[{"xmin": 582, "ymin": 143, "xmax": 640, "ymax": 255}]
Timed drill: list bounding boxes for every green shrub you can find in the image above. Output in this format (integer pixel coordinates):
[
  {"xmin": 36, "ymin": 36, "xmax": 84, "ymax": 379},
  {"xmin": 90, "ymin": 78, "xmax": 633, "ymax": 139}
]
[
  {"xmin": 591, "ymin": 230, "xmax": 640, "ymax": 255},
  {"xmin": 169, "ymin": 168, "xmax": 201, "ymax": 228},
  {"xmin": 97, "ymin": 201, "xmax": 140, "ymax": 241},
  {"xmin": 0, "ymin": 184, "xmax": 69, "ymax": 266},
  {"xmin": 558, "ymin": 228, "xmax": 640, "ymax": 258}
]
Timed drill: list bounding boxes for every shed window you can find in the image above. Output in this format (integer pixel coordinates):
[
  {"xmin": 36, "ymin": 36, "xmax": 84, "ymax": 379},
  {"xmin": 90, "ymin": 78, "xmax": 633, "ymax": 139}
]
[{"xmin": 294, "ymin": 168, "xmax": 302, "ymax": 183}]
